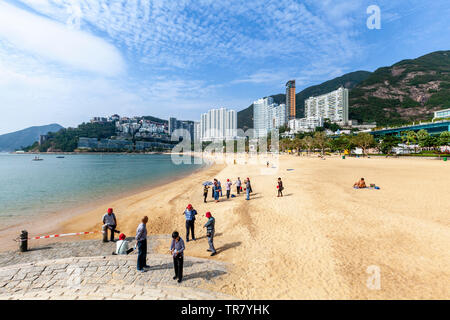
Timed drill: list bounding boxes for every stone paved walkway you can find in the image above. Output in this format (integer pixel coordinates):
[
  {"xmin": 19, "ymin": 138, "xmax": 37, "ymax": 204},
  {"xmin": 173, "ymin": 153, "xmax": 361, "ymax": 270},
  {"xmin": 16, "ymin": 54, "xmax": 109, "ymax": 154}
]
[{"xmin": 0, "ymin": 236, "xmax": 234, "ymax": 300}]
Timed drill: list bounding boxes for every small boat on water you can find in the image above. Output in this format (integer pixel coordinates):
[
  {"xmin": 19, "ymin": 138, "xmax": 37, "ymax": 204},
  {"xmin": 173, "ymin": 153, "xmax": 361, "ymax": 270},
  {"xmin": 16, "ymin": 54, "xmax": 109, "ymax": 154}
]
[
  {"xmin": 32, "ymin": 156, "xmax": 43, "ymax": 161},
  {"xmin": 56, "ymin": 156, "xmax": 65, "ymax": 158}
]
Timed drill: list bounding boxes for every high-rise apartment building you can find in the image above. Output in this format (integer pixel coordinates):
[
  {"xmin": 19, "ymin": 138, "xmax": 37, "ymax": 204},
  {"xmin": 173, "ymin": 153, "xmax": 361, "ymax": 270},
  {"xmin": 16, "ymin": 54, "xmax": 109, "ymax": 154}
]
[
  {"xmin": 198, "ymin": 108, "xmax": 237, "ymax": 141},
  {"xmin": 253, "ymin": 97, "xmax": 287, "ymax": 137},
  {"xmin": 168, "ymin": 117, "xmax": 195, "ymax": 140},
  {"xmin": 286, "ymin": 80, "xmax": 296, "ymax": 120},
  {"xmin": 304, "ymin": 87, "xmax": 349, "ymax": 125}
]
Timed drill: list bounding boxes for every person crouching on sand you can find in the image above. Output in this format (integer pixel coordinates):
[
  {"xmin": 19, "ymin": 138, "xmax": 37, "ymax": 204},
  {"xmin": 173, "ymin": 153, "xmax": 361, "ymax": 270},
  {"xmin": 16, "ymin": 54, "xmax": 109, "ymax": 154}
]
[
  {"xmin": 353, "ymin": 178, "xmax": 367, "ymax": 189},
  {"xmin": 277, "ymin": 177, "xmax": 284, "ymax": 197},
  {"xmin": 170, "ymin": 231, "xmax": 185, "ymax": 283}
]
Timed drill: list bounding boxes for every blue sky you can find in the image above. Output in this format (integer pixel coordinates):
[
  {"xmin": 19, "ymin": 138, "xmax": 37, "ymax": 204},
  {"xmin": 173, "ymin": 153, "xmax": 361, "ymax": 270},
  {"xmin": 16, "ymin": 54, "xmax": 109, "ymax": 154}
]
[{"xmin": 0, "ymin": 0, "xmax": 449, "ymax": 134}]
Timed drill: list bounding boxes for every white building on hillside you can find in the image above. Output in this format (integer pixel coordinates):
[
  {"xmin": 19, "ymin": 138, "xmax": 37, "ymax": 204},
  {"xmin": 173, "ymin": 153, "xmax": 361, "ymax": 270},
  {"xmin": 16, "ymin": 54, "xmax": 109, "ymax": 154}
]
[
  {"xmin": 253, "ymin": 97, "xmax": 287, "ymax": 137},
  {"xmin": 305, "ymin": 87, "xmax": 349, "ymax": 125},
  {"xmin": 199, "ymin": 108, "xmax": 237, "ymax": 141},
  {"xmin": 288, "ymin": 116, "xmax": 324, "ymax": 133}
]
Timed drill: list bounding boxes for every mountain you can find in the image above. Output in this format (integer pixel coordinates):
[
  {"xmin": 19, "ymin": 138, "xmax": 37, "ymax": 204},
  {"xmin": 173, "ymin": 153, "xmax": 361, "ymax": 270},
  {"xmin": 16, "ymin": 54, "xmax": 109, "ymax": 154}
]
[
  {"xmin": 237, "ymin": 71, "xmax": 372, "ymax": 129},
  {"xmin": 349, "ymin": 50, "xmax": 450, "ymax": 125},
  {"xmin": 0, "ymin": 124, "xmax": 64, "ymax": 151}
]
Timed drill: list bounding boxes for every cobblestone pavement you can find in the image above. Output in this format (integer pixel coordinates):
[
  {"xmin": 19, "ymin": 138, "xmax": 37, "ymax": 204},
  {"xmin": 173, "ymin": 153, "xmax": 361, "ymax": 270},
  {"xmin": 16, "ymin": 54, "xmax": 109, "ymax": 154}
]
[
  {"xmin": 1, "ymin": 235, "xmax": 166, "ymax": 267},
  {"xmin": 0, "ymin": 236, "xmax": 234, "ymax": 300}
]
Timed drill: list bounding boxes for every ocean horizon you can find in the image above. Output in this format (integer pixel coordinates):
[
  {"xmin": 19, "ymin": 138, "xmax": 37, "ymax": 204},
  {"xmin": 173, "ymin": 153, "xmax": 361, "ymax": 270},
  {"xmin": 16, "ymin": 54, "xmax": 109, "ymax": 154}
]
[{"xmin": 0, "ymin": 153, "xmax": 203, "ymax": 227}]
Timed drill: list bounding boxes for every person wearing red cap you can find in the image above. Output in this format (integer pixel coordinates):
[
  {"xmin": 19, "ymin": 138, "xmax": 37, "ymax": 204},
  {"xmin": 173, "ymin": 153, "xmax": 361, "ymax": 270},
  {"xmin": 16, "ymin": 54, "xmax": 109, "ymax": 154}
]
[
  {"xmin": 182, "ymin": 204, "xmax": 197, "ymax": 242},
  {"xmin": 225, "ymin": 179, "xmax": 232, "ymax": 199},
  {"xmin": 114, "ymin": 233, "xmax": 134, "ymax": 255},
  {"xmin": 102, "ymin": 208, "xmax": 119, "ymax": 242},
  {"xmin": 203, "ymin": 212, "xmax": 216, "ymax": 256}
]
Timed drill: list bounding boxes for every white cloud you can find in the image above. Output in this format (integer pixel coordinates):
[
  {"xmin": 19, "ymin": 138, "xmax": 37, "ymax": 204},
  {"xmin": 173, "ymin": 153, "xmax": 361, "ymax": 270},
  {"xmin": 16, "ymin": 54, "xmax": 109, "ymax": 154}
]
[{"xmin": 0, "ymin": 1, "xmax": 125, "ymax": 76}]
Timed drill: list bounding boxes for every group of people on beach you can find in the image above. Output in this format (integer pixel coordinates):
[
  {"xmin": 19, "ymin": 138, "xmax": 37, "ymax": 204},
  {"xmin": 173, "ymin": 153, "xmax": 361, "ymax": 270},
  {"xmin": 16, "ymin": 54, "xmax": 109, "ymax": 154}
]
[
  {"xmin": 101, "ymin": 205, "xmax": 216, "ymax": 283},
  {"xmin": 204, "ymin": 177, "xmax": 254, "ymax": 202}
]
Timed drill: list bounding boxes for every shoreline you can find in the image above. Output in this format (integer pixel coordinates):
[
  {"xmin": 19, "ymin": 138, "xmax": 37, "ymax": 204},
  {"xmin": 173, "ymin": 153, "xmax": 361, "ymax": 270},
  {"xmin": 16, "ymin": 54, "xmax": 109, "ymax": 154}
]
[
  {"xmin": 0, "ymin": 154, "xmax": 214, "ymax": 252},
  {"xmin": 1, "ymin": 154, "xmax": 448, "ymax": 299}
]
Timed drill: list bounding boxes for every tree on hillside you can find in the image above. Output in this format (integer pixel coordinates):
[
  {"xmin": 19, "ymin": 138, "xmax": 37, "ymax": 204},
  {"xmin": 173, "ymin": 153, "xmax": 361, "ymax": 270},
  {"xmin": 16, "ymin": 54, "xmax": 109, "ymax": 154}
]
[{"xmin": 353, "ymin": 132, "xmax": 376, "ymax": 156}]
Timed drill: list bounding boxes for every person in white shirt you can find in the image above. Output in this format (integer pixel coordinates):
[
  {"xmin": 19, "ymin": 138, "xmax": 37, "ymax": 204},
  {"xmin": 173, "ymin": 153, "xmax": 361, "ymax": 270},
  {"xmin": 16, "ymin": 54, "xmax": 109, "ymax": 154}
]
[
  {"xmin": 102, "ymin": 208, "xmax": 119, "ymax": 242},
  {"xmin": 226, "ymin": 179, "xmax": 232, "ymax": 199},
  {"xmin": 115, "ymin": 233, "xmax": 134, "ymax": 255}
]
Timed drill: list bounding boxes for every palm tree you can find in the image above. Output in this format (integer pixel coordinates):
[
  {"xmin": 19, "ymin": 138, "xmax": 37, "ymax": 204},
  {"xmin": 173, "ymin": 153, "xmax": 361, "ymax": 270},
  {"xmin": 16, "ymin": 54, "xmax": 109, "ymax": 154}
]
[
  {"xmin": 302, "ymin": 136, "xmax": 314, "ymax": 155},
  {"xmin": 402, "ymin": 131, "xmax": 418, "ymax": 153}
]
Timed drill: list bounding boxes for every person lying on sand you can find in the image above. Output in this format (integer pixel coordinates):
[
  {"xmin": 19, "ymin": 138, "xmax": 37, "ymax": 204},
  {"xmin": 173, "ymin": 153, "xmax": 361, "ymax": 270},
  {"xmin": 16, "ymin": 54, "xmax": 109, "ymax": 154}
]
[{"xmin": 353, "ymin": 178, "xmax": 367, "ymax": 188}]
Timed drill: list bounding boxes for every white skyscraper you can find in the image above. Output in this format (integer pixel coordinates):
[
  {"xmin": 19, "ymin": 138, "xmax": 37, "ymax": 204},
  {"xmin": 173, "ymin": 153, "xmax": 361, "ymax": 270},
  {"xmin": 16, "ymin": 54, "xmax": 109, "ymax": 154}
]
[
  {"xmin": 253, "ymin": 97, "xmax": 288, "ymax": 137},
  {"xmin": 199, "ymin": 107, "xmax": 237, "ymax": 141},
  {"xmin": 304, "ymin": 87, "xmax": 349, "ymax": 124}
]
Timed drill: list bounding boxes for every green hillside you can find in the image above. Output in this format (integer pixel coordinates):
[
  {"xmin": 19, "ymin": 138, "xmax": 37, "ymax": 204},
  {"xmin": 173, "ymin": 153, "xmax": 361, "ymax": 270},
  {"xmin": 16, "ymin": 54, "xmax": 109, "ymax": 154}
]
[
  {"xmin": 0, "ymin": 124, "xmax": 63, "ymax": 151},
  {"xmin": 350, "ymin": 50, "xmax": 450, "ymax": 125}
]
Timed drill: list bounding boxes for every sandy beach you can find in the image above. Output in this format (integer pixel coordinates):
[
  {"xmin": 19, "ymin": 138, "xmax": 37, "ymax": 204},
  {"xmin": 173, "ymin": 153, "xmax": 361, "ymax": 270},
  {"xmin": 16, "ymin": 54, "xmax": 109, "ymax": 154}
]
[{"xmin": 3, "ymin": 154, "xmax": 449, "ymax": 299}]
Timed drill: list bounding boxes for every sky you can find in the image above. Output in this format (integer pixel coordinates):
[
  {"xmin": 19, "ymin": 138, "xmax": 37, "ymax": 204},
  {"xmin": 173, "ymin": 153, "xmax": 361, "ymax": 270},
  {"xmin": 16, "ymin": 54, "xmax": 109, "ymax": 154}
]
[{"xmin": 0, "ymin": 0, "xmax": 449, "ymax": 134}]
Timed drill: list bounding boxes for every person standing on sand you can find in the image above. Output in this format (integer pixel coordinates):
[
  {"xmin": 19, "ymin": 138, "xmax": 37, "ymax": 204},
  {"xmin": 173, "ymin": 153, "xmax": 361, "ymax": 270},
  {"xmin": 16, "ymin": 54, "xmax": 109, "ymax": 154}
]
[
  {"xmin": 170, "ymin": 231, "xmax": 185, "ymax": 283},
  {"xmin": 204, "ymin": 212, "xmax": 216, "ymax": 256},
  {"xmin": 226, "ymin": 179, "xmax": 232, "ymax": 199},
  {"xmin": 247, "ymin": 177, "xmax": 253, "ymax": 193},
  {"xmin": 203, "ymin": 185, "xmax": 209, "ymax": 203},
  {"xmin": 245, "ymin": 178, "xmax": 251, "ymax": 200},
  {"xmin": 183, "ymin": 204, "xmax": 197, "ymax": 241},
  {"xmin": 102, "ymin": 208, "xmax": 119, "ymax": 242},
  {"xmin": 212, "ymin": 179, "xmax": 218, "ymax": 199},
  {"xmin": 136, "ymin": 216, "xmax": 149, "ymax": 272},
  {"xmin": 213, "ymin": 181, "xmax": 220, "ymax": 202},
  {"xmin": 218, "ymin": 180, "xmax": 223, "ymax": 197},
  {"xmin": 234, "ymin": 177, "xmax": 242, "ymax": 195},
  {"xmin": 277, "ymin": 177, "xmax": 284, "ymax": 197}
]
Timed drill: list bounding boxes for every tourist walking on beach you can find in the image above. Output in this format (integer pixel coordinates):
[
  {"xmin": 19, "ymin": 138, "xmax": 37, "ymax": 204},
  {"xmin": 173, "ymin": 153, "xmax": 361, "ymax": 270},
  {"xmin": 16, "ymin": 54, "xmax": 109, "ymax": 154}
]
[
  {"xmin": 203, "ymin": 185, "xmax": 209, "ymax": 203},
  {"xmin": 277, "ymin": 177, "xmax": 284, "ymax": 197},
  {"xmin": 218, "ymin": 180, "xmax": 223, "ymax": 197},
  {"xmin": 170, "ymin": 231, "xmax": 185, "ymax": 283},
  {"xmin": 183, "ymin": 204, "xmax": 197, "ymax": 241},
  {"xmin": 247, "ymin": 177, "xmax": 253, "ymax": 193},
  {"xmin": 212, "ymin": 179, "xmax": 218, "ymax": 199},
  {"xmin": 213, "ymin": 181, "xmax": 220, "ymax": 203},
  {"xmin": 245, "ymin": 178, "xmax": 251, "ymax": 200},
  {"xmin": 136, "ymin": 216, "xmax": 149, "ymax": 272},
  {"xmin": 204, "ymin": 212, "xmax": 216, "ymax": 256},
  {"xmin": 226, "ymin": 179, "xmax": 232, "ymax": 199},
  {"xmin": 102, "ymin": 208, "xmax": 119, "ymax": 242},
  {"xmin": 115, "ymin": 233, "xmax": 134, "ymax": 255},
  {"xmin": 235, "ymin": 177, "xmax": 242, "ymax": 195}
]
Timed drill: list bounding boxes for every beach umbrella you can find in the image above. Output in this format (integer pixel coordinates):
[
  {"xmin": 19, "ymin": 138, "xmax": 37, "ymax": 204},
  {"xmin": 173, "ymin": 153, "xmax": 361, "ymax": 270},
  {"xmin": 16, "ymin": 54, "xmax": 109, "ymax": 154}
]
[{"xmin": 203, "ymin": 181, "xmax": 214, "ymax": 186}]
